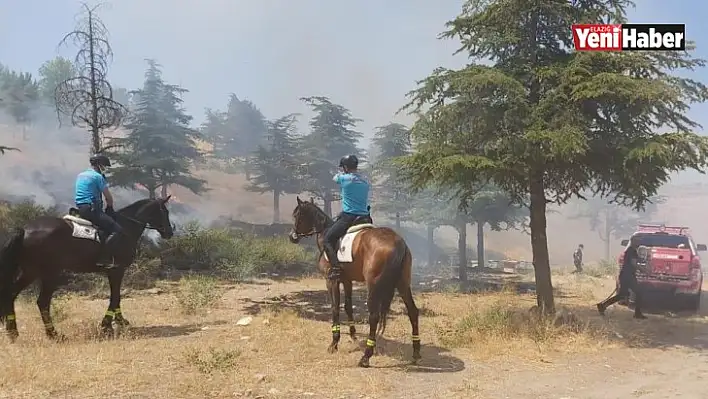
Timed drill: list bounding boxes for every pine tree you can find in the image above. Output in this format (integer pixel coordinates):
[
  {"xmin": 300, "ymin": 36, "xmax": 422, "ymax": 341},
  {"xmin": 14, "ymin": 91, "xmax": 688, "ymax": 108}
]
[
  {"xmin": 247, "ymin": 114, "xmax": 303, "ymax": 222},
  {"xmin": 299, "ymin": 96, "xmax": 365, "ymax": 216},
  {"xmin": 108, "ymin": 59, "xmax": 206, "ymax": 198},
  {"xmin": 370, "ymin": 122, "xmax": 412, "ymax": 228},
  {"xmin": 399, "ymin": 0, "xmax": 708, "ymax": 312}
]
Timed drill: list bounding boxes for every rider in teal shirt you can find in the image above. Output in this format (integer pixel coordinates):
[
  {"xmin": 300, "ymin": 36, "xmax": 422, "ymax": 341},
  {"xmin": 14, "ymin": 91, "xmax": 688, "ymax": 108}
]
[
  {"xmin": 74, "ymin": 154, "xmax": 123, "ymax": 255},
  {"xmin": 323, "ymin": 154, "xmax": 371, "ymax": 281}
]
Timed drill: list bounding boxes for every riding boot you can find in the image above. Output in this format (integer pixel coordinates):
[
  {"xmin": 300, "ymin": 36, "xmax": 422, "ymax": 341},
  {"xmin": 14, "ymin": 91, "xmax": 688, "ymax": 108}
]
[
  {"xmin": 101, "ymin": 233, "xmax": 120, "ymax": 269},
  {"xmin": 324, "ymin": 243, "xmax": 342, "ymax": 281}
]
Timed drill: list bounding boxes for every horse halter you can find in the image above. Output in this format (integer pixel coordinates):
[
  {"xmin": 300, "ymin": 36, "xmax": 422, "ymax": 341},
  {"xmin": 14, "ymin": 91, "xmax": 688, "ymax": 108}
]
[
  {"xmin": 290, "ymin": 204, "xmax": 327, "ymax": 239},
  {"xmin": 120, "ymin": 202, "xmax": 173, "ymax": 236}
]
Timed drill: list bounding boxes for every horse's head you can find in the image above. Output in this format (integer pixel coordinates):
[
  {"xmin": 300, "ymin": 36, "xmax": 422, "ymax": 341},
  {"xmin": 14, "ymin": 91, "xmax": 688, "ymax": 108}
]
[
  {"xmin": 136, "ymin": 196, "xmax": 175, "ymax": 239},
  {"xmin": 289, "ymin": 196, "xmax": 321, "ymax": 244}
]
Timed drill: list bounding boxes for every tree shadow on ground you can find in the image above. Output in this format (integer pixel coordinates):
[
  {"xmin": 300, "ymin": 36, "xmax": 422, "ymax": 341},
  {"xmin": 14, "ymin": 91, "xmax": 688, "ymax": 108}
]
[
  {"xmin": 557, "ymin": 287, "xmax": 708, "ymax": 352},
  {"xmin": 118, "ymin": 320, "xmax": 229, "ymax": 340},
  {"xmin": 240, "ymin": 287, "xmax": 465, "ymax": 373}
]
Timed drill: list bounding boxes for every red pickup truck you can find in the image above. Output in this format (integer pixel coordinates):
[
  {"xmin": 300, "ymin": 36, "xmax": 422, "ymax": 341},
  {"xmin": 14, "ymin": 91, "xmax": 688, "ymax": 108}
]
[{"xmin": 619, "ymin": 224, "xmax": 707, "ymax": 311}]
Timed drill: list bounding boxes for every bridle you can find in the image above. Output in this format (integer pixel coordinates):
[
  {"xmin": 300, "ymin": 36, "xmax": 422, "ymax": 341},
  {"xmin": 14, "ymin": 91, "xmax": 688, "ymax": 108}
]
[
  {"xmin": 117, "ymin": 202, "xmax": 173, "ymax": 237},
  {"xmin": 290, "ymin": 204, "xmax": 330, "ymax": 239}
]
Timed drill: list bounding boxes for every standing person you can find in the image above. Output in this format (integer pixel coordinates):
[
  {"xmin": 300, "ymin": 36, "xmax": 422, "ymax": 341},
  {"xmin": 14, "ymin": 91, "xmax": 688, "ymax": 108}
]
[
  {"xmin": 573, "ymin": 244, "xmax": 584, "ymax": 273},
  {"xmin": 74, "ymin": 154, "xmax": 124, "ymax": 264},
  {"xmin": 322, "ymin": 154, "xmax": 371, "ymax": 281},
  {"xmin": 596, "ymin": 236, "xmax": 647, "ymax": 319}
]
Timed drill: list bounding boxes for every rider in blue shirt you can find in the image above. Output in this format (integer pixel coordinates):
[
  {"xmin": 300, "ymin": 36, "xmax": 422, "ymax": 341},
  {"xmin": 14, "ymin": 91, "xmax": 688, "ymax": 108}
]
[
  {"xmin": 323, "ymin": 154, "xmax": 371, "ymax": 281},
  {"xmin": 74, "ymin": 154, "xmax": 123, "ymax": 256}
]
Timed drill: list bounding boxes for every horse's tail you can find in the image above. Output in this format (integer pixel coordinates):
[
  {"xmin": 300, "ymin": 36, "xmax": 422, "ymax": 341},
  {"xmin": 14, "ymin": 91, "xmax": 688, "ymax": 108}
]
[
  {"xmin": 370, "ymin": 235, "xmax": 408, "ymax": 336},
  {"xmin": 0, "ymin": 228, "xmax": 25, "ymax": 313}
]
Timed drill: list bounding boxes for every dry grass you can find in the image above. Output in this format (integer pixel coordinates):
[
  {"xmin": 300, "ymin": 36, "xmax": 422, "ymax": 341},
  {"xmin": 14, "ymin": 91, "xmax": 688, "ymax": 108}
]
[{"xmin": 0, "ymin": 276, "xmax": 629, "ymax": 399}]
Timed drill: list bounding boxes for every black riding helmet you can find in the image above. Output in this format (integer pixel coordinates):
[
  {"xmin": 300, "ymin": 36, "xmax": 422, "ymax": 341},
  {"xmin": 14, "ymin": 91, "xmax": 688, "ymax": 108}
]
[
  {"xmin": 90, "ymin": 154, "xmax": 111, "ymax": 167},
  {"xmin": 339, "ymin": 154, "xmax": 358, "ymax": 170}
]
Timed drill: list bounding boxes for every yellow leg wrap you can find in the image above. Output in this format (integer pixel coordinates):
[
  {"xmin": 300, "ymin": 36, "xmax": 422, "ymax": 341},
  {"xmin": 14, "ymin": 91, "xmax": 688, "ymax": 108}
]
[
  {"xmin": 411, "ymin": 335, "xmax": 420, "ymax": 341},
  {"xmin": 114, "ymin": 308, "xmax": 122, "ymax": 314},
  {"xmin": 366, "ymin": 338, "xmax": 376, "ymax": 347},
  {"xmin": 105, "ymin": 310, "xmax": 115, "ymax": 318},
  {"xmin": 6, "ymin": 314, "xmax": 15, "ymax": 321},
  {"xmin": 331, "ymin": 325, "xmax": 341, "ymax": 333}
]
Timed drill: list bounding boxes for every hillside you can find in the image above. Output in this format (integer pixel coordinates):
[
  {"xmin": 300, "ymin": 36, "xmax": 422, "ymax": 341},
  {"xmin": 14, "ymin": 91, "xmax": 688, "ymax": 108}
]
[{"xmin": 3, "ymin": 125, "xmax": 708, "ymax": 266}]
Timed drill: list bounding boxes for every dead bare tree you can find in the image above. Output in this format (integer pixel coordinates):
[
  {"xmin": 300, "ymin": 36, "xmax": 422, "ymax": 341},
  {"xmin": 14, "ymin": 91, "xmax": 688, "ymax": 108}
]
[{"xmin": 55, "ymin": 2, "xmax": 126, "ymax": 155}]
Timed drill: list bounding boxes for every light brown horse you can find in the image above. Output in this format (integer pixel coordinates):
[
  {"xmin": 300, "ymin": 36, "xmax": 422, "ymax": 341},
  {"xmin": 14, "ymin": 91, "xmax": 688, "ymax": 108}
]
[{"xmin": 288, "ymin": 196, "xmax": 421, "ymax": 367}]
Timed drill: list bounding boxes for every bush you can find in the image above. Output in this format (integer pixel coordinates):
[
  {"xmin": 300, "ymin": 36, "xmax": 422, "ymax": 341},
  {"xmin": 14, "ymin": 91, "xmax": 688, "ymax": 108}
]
[
  {"xmin": 160, "ymin": 221, "xmax": 312, "ymax": 279},
  {"xmin": 175, "ymin": 274, "xmax": 223, "ymax": 315},
  {"xmin": 0, "ymin": 201, "xmax": 58, "ymax": 242}
]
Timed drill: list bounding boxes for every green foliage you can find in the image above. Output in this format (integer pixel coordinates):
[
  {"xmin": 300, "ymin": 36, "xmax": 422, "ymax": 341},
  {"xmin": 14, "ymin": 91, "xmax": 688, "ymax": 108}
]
[
  {"xmin": 397, "ymin": 0, "xmax": 708, "ymax": 312},
  {"xmin": 247, "ymin": 114, "xmax": 303, "ymax": 220},
  {"xmin": 37, "ymin": 56, "xmax": 76, "ymax": 107},
  {"xmin": 0, "ymin": 66, "xmax": 39, "ymax": 126},
  {"xmin": 184, "ymin": 346, "xmax": 241, "ymax": 374},
  {"xmin": 0, "ymin": 201, "xmax": 58, "ymax": 235},
  {"xmin": 160, "ymin": 221, "xmax": 312, "ymax": 280},
  {"xmin": 200, "ymin": 94, "xmax": 267, "ymax": 160},
  {"xmin": 107, "ymin": 59, "xmax": 207, "ymax": 198},
  {"xmin": 370, "ymin": 123, "xmax": 414, "ymax": 221},
  {"xmin": 175, "ymin": 274, "xmax": 223, "ymax": 315},
  {"xmin": 298, "ymin": 96, "xmax": 365, "ymax": 214}
]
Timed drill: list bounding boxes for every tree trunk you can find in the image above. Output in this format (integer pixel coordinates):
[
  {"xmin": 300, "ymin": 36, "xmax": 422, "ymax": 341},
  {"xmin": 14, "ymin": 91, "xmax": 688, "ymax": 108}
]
[
  {"xmin": 427, "ymin": 224, "xmax": 436, "ymax": 267},
  {"xmin": 477, "ymin": 221, "xmax": 485, "ymax": 270},
  {"xmin": 395, "ymin": 212, "xmax": 401, "ymax": 229},
  {"xmin": 272, "ymin": 189, "xmax": 280, "ymax": 223},
  {"xmin": 147, "ymin": 185, "xmax": 157, "ymax": 199},
  {"xmin": 456, "ymin": 221, "xmax": 467, "ymax": 281},
  {"xmin": 529, "ymin": 175, "xmax": 555, "ymax": 313}
]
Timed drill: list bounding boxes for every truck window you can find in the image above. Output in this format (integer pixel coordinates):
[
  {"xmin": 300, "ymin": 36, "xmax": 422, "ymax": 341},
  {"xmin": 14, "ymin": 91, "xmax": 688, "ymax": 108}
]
[{"xmin": 632, "ymin": 233, "xmax": 690, "ymax": 249}]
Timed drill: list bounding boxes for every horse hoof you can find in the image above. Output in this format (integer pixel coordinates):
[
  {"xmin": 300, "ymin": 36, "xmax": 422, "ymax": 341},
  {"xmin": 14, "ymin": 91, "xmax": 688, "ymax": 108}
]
[
  {"xmin": 327, "ymin": 344, "xmax": 339, "ymax": 354},
  {"xmin": 7, "ymin": 332, "xmax": 18, "ymax": 343},
  {"xmin": 357, "ymin": 357, "xmax": 370, "ymax": 368}
]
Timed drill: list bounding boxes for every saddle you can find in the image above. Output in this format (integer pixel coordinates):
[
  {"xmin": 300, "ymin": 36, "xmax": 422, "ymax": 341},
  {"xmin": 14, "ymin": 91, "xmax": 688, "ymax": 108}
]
[
  {"xmin": 63, "ymin": 207, "xmax": 103, "ymax": 243},
  {"xmin": 326, "ymin": 216, "xmax": 376, "ymax": 264}
]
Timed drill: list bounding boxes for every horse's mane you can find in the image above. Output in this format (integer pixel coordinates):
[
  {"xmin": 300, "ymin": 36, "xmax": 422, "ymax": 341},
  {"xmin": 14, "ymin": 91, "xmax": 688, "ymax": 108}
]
[{"xmin": 118, "ymin": 198, "xmax": 154, "ymax": 214}]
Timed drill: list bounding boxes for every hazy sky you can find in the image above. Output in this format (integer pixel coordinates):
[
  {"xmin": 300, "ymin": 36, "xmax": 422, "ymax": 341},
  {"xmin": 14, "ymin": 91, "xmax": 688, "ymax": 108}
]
[{"xmin": 1, "ymin": 0, "xmax": 707, "ymax": 151}]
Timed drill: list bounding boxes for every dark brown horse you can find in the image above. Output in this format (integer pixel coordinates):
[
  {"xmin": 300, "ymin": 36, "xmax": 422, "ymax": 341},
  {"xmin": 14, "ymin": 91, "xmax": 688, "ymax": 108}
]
[
  {"xmin": 288, "ymin": 197, "xmax": 421, "ymax": 367},
  {"xmin": 0, "ymin": 196, "xmax": 174, "ymax": 341}
]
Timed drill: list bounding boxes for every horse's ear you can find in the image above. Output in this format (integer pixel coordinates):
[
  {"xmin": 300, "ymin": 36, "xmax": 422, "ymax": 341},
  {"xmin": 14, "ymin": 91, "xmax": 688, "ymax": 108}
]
[
  {"xmin": 297, "ymin": 196, "xmax": 303, "ymax": 205},
  {"xmin": 162, "ymin": 195, "xmax": 172, "ymax": 203},
  {"xmin": 310, "ymin": 197, "xmax": 315, "ymax": 204}
]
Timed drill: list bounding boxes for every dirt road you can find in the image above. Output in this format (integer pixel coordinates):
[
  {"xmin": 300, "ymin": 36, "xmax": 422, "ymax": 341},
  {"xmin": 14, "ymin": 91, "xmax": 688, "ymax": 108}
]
[{"xmin": 1, "ymin": 274, "xmax": 707, "ymax": 399}]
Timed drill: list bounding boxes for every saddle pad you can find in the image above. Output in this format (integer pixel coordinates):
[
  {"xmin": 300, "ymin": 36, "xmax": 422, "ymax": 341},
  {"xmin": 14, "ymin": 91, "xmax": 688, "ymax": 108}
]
[
  {"xmin": 66, "ymin": 220, "xmax": 100, "ymax": 242},
  {"xmin": 323, "ymin": 224, "xmax": 375, "ymax": 263},
  {"xmin": 63, "ymin": 214, "xmax": 93, "ymax": 226}
]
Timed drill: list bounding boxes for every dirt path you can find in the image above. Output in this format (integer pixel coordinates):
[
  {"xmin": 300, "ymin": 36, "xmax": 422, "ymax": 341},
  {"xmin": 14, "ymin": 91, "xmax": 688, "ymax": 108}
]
[
  {"xmin": 234, "ymin": 276, "xmax": 708, "ymax": 399},
  {"xmin": 2, "ymin": 274, "xmax": 707, "ymax": 399}
]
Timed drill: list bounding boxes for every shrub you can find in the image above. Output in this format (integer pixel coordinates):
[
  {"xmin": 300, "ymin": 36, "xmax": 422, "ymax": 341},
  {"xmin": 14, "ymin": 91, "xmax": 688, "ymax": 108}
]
[
  {"xmin": 175, "ymin": 274, "xmax": 223, "ymax": 315},
  {"xmin": 0, "ymin": 201, "xmax": 58, "ymax": 242},
  {"xmin": 160, "ymin": 221, "xmax": 312, "ymax": 279},
  {"xmin": 183, "ymin": 346, "xmax": 241, "ymax": 374}
]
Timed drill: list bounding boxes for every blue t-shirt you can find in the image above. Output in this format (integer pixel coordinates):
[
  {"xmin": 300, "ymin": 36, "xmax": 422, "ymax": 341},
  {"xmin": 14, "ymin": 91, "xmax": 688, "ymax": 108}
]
[
  {"xmin": 74, "ymin": 168, "xmax": 107, "ymax": 209},
  {"xmin": 334, "ymin": 172, "xmax": 370, "ymax": 215}
]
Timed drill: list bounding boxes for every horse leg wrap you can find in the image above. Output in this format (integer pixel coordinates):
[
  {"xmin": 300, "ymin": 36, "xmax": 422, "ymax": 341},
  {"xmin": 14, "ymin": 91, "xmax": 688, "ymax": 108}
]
[
  {"xmin": 366, "ymin": 338, "xmax": 376, "ymax": 348},
  {"xmin": 105, "ymin": 310, "xmax": 115, "ymax": 319},
  {"xmin": 331, "ymin": 324, "xmax": 341, "ymax": 341},
  {"xmin": 5, "ymin": 314, "xmax": 17, "ymax": 332}
]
